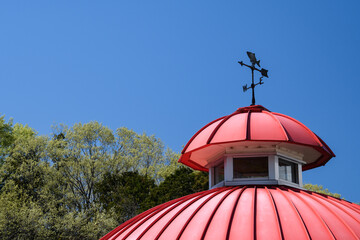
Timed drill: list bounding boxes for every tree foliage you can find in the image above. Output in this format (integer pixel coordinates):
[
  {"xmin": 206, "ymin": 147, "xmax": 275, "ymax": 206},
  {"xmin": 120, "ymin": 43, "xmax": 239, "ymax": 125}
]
[
  {"xmin": 0, "ymin": 115, "xmax": 13, "ymax": 165},
  {"xmin": 303, "ymin": 184, "xmax": 342, "ymax": 198},
  {"xmin": 148, "ymin": 167, "xmax": 208, "ymax": 206},
  {"xmin": 95, "ymin": 171, "xmax": 156, "ymax": 223},
  {"xmin": 0, "ymin": 121, "xmax": 187, "ymax": 239}
]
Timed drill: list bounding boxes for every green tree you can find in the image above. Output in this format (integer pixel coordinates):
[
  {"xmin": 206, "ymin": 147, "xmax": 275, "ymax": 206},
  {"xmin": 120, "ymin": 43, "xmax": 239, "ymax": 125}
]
[
  {"xmin": 158, "ymin": 148, "xmax": 182, "ymax": 181},
  {"xmin": 95, "ymin": 171, "xmax": 155, "ymax": 223},
  {"xmin": 48, "ymin": 121, "xmax": 116, "ymax": 212},
  {"xmin": 114, "ymin": 127, "xmax": 174, "ymax": 184},
  {"xmin": 304, "ymin": 184, "xmax": 342, "ymax": 198},
  {"xmin": 148, "ymin": 167, "xmax": 208, "ymax": 206},
  {"xmin": 47, "ymin": 122, "xmax": 179, "ymax": 235},
  {"xmin": 0, "ymin": 192, "xmax": 51, "ymax": 240},
  {"xmin": 0, "ymin": 123, "xmax": 117, "ymax": 239},
  {"xmin": 0, "ymin": 120, "xmax": 193, "ymax": 239},
  {"xmin": 0, "ymin": 124, "xmax": 53, "ymax": 239},
  {"xmin": 0, "ymin": 115, "xmax": 13, "ymax": 165},
  {"xmin": 0, "ymin": 124, "xmax": 48, "ymax": 201}
]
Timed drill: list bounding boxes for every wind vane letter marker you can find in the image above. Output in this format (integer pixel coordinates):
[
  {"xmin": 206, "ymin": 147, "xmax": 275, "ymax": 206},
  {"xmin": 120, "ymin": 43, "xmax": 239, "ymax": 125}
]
[{"xmin": 238, "ymin": 51, "xmax": 269, "ymax": 105}]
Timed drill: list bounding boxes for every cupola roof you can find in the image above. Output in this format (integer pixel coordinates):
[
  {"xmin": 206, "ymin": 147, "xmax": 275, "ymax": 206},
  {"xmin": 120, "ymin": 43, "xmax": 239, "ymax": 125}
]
[{"xmin": 179, "ymin": 105, "xmax": 335, "ymax": 172}]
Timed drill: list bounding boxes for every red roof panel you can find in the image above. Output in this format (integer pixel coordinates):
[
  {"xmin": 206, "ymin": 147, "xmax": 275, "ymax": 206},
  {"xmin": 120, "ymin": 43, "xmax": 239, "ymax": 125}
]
[
  {"xmin": 255, "ymin": 188, "xmax": 282, "ymax": 240},
  {"xmin": 186, "ymin": 118, "xmax": 223, "ymax": 152},
  {"xmin": 269, "ymin": 188, "xmax": 310, "ymax": 239},
  {"xmin": 250, "ymin": 112, "xmax": 287, "ymax": 141},
  {"xmin": 226, "ymin": 187, "xmax": 254, "ymax": 240},
  {"xmin": 204, "ymin": 188, "xmax": 241, "ymax": 240},
  {"xmin": 211, "ymin": 113, "xmax": 247, "ymax": 143},
  {"xmin": 273, "ymin": 113, "xmax": 320, "ymax": 146}
]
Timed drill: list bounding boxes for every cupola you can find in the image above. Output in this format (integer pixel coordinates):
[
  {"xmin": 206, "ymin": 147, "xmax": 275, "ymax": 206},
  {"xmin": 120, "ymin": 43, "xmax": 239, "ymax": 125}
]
[
  {"xmin": 179, "ymin": 105, "xmax": 335, "ymax": 189},
  {"xmin": 101, "ymin": 105, "xmax": 360, "ymax": 240},
  {"xmin": 101, "ymin": 53, "xmax": 359, "ymax": 240}
]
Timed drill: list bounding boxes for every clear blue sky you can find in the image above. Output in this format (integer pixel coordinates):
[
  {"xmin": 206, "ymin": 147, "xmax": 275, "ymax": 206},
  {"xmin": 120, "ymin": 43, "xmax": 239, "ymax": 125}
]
[{"xmin": 1, "ymin": 1, "xmax": 359, "ymax": 202}]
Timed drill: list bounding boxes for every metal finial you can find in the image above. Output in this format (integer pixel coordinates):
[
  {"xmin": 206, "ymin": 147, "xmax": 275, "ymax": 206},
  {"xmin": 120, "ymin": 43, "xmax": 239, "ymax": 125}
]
[{"xmin": 238, "ymin": 51, "xmax": 269, "ymax": 105}]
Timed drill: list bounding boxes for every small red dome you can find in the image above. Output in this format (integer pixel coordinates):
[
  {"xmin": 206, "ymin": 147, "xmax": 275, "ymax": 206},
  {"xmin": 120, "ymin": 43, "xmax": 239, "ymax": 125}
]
[
  {"xmin": 179, "ymin": 105, "xmax": 335, "ymax": 171},
  {"xmin": 101, "ymin": 186, "xmax": 360, "ymax": 240}
]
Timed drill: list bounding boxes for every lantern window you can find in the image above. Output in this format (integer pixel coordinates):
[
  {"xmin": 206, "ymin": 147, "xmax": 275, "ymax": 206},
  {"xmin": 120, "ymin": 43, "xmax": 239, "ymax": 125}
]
[
  {"xmin": 233, "ymin": 157, "xmax": 268, "ymax": 179},
  {"xmin": 279, "ymin": 159, "xmax": 299, "ymax": 184},
  {"xmin": 214, "ymin": 162, "xmax": 224, "ymax": 185}
]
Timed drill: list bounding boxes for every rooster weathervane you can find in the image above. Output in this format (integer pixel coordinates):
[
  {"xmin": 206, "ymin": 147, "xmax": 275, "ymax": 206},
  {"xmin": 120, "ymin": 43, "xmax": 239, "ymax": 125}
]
[{"xmin": 238, "ymin": 52, "xmax": 269, "ymax": 106}]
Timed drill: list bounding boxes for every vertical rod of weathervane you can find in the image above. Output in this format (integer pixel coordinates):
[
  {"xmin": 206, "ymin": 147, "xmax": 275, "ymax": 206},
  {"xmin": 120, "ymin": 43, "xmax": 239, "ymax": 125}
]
[{"xmin": 251, "ymin": 67, "xmax": 255, "ymax": 105}]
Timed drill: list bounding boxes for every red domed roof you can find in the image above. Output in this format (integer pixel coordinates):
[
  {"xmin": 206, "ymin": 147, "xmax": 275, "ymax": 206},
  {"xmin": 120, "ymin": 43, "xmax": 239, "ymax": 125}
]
[
  {"xmin": 101, "ymin": 186, "xmax": 360, "ymax": 240},
  {"xmin": 179, "ymin": 105, "xmax": 335, "ymax": 172}
]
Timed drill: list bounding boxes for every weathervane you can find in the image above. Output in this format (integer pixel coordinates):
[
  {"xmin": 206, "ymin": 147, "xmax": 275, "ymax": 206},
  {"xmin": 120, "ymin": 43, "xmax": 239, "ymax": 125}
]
[{"xmin": 238, "ymin": 52, "xmax": 269, "ymax": 105}]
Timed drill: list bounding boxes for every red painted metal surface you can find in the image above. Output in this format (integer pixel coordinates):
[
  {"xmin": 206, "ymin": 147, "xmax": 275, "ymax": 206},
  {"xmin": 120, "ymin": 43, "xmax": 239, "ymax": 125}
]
[
  {"xmin": 101, "ymin": 186, "xmax": 360, "ymax": 240},
  {"xmin": 179, "ymin": 105, "xmax": 335, "ymax": 171}
]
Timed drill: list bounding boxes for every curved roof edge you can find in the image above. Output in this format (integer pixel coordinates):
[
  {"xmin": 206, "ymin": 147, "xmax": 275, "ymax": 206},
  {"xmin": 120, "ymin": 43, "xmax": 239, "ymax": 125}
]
[{"xmin": 179, "ymin": 105, "xmax": 335, "ymax": 171}]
